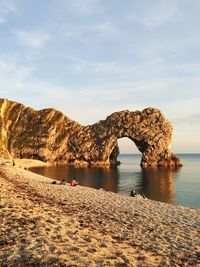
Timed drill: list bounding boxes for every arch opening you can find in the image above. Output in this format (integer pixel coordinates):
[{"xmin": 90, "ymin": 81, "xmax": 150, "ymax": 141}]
[
  {"xmin": 118, "ymin": 137, "xmax": 139, "ymax": 154},
  {"xmin": 109, "ymin": 137, "xmax": 142, "ymax": 166}
]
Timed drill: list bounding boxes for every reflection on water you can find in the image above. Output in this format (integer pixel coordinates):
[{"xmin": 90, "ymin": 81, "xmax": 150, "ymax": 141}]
[
  {"xmin": 30, "ymin": 154, "xmax": 183, "ymax": 206},
  {"xmin": 30, "ymin": 154, "xmax": 200, "ymax": 208},
  {"xmin": 32, "ymin": 165, "xmax": 120, "ymax": 192},
  {"xmin": 140, "ymin": 168, "xmax": 176, "ymax": 204}
]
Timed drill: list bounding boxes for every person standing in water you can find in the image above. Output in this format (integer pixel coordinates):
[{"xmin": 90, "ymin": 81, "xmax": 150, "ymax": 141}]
[{"xmin": 130, "ymin": 189, "xmax": 136, "ymax": 197}]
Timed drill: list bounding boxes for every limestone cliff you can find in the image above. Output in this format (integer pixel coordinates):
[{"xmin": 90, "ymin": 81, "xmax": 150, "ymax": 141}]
[{"xmin": 0, "ymin": 99, "xmax": 182, "ymax": 168}]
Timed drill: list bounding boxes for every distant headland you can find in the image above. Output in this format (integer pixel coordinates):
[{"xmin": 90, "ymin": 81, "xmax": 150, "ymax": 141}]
[{"xmin": 0, "ymin": 98, "xmax": 182, "ymax": 168}]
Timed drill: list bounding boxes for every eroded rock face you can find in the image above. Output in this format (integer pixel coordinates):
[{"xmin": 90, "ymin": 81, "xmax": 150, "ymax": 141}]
[{"xmin": 0, "ymin": 99, "xmax": 182, "ymax": 168}]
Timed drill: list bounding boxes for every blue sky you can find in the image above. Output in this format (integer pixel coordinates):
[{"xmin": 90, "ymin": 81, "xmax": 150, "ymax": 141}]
[{"xmin": 0, "ymin": 0, "xmax": 200, "ymax": 153}]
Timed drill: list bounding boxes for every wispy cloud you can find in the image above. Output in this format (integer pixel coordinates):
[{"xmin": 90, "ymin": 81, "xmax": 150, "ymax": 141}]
[
  {"xmin": 0, "ymin": 0, "xmax": 16, "ymax": 23},
  {"xmin": 71, "ymin": 58, "xmax": 122, "ymax": 73},
  {"xmin": 1, "ymin": 54, "xmax": 200, "ymax": 153},
  {"xmin": 173, "ymin": 113, "xmax": 200, "ymax": 125},
  {"xmin": 88, "ymin": 21, "xmax": 117, "ymax": 36},
  {"xmin": 59, "ymin": 0, "xmax": 102, "ymax": 15},
  {"xmin": 174, "ymin": 63, "xmax": 200, "ymax": 72},
  {"xmin": 0, "ymin": 56, "xmax": 167, "ymax": 122},
  {"xmin": 14, "ymin": 30, "xmax": 50, "ymax": 48},
  {"xmin": 0, "ymin": 57, "xmax": 34, "ymax": 90},
  {"xmin": 160, "ymin": 97, "xmax": 200, "ymax": 123},
  {"xmin": 68, "ymin": 55, "xmax": 163, "ymax": 75},
  {"xmin": 61, "ymin": 21, "xmax": 118, "ymax": 43},
  {"xmin": 130, "ymin": 0, "xmax": 181, "ymax": 27},
  {"xmin": 78, "ymin": 80, "xmax": 167, "ymax": 100}
]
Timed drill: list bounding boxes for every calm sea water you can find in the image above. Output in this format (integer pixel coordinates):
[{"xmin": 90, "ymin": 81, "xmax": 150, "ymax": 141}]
[{"xmin": 30, "ymin": 154, "xmax": 200, "ymax": 209}]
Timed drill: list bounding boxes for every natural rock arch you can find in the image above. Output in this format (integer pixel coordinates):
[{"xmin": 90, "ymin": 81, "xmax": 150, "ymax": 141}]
[
  {"xmin": 0, "ymin": 99, "xmax": 182, "ymax": 168},
  {"xmin": 90, "ymin": 109, "xmax": 182, "ymax": 168}
]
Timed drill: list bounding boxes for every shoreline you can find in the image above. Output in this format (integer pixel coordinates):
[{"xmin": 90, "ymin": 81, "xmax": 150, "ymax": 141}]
[
  {"xmin": 0, "ymin": 164, "xmax": 200, "ymax": 266},
  {"xmin": 1, "ymin": 157, "xmax": 199, "ymax": 210},
  {"xmin": 14, "ymin": 158, "xmax": 48, "ymax": 169},
  {"xmin": 0, "ymin": 157, "xmax": 48, "ymax": 169}
]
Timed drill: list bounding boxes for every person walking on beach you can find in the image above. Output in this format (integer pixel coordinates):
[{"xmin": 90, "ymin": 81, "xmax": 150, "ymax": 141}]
[
  {"xmin": 69, "ymin": 178, "xmax": 78, "ymax": 186},
  {"xmin": 142, "ymin": 193, "xmax": 146, "ymax": 199}
]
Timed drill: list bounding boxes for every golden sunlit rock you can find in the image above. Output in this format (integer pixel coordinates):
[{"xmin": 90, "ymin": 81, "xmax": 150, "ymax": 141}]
[{"xmin": 0, "ymin": 98, "xmax": 182, "ymax": 168}]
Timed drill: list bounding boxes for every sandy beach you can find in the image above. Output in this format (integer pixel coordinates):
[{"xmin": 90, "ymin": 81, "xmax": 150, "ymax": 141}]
[
  {"xmin": 0, "ymin": 158, "xmax": 48, "ymax": 169},
  {"xmin": 0, "ymin": 162, "xmax": 200, "ymax": 267}
]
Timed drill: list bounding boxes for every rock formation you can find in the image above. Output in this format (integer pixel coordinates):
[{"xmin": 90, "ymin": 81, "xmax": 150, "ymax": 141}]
[{"xmin": 0, "ymin": 99, "xmax": 182, "ymax": 168}]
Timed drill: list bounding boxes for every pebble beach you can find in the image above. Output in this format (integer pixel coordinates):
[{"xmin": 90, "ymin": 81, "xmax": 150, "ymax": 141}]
[{"xmin": 0, "ymin": 161, "xmax": 200, "ymax": 267}]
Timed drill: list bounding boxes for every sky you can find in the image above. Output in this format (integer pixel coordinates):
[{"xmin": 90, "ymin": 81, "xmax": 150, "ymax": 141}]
[{"xmin": 0, "ymin": 0, "xmax": 200, "ymax": 153}]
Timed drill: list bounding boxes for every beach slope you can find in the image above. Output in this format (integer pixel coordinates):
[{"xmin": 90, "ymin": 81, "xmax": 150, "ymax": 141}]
[{"xmin": 0, "ymin": 165, "xmax": 199, "ymax": 266}]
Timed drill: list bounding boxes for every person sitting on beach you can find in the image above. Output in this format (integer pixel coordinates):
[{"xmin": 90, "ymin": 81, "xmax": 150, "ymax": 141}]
[
  {"xmin": 130, "ymin": 190, "xmax": 136, "ymax": 197},
  {"xmin": 69, "ymin": 178, "xmax": 78, "ymax": 186},
  {"xmin": 60, "ymin": 179, "xmax": 67, "ymax": 185}
]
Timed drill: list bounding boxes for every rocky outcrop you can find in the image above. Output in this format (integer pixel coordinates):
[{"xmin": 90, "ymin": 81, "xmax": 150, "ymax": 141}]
[{"xmin": 0, "ymin": 99, "xmax": 182, "ymax": 168}]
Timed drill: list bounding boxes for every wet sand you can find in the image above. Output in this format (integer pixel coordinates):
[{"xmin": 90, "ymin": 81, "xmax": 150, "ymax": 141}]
[{"xmin": 0, "ymin": 162, "xmax": 200, "ymax": 267}]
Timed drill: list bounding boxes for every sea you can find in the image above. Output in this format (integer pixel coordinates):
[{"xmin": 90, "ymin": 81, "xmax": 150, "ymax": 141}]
[{"xmin": 30, "ymin": 154, "xmax": 200, "ymax": 209}]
